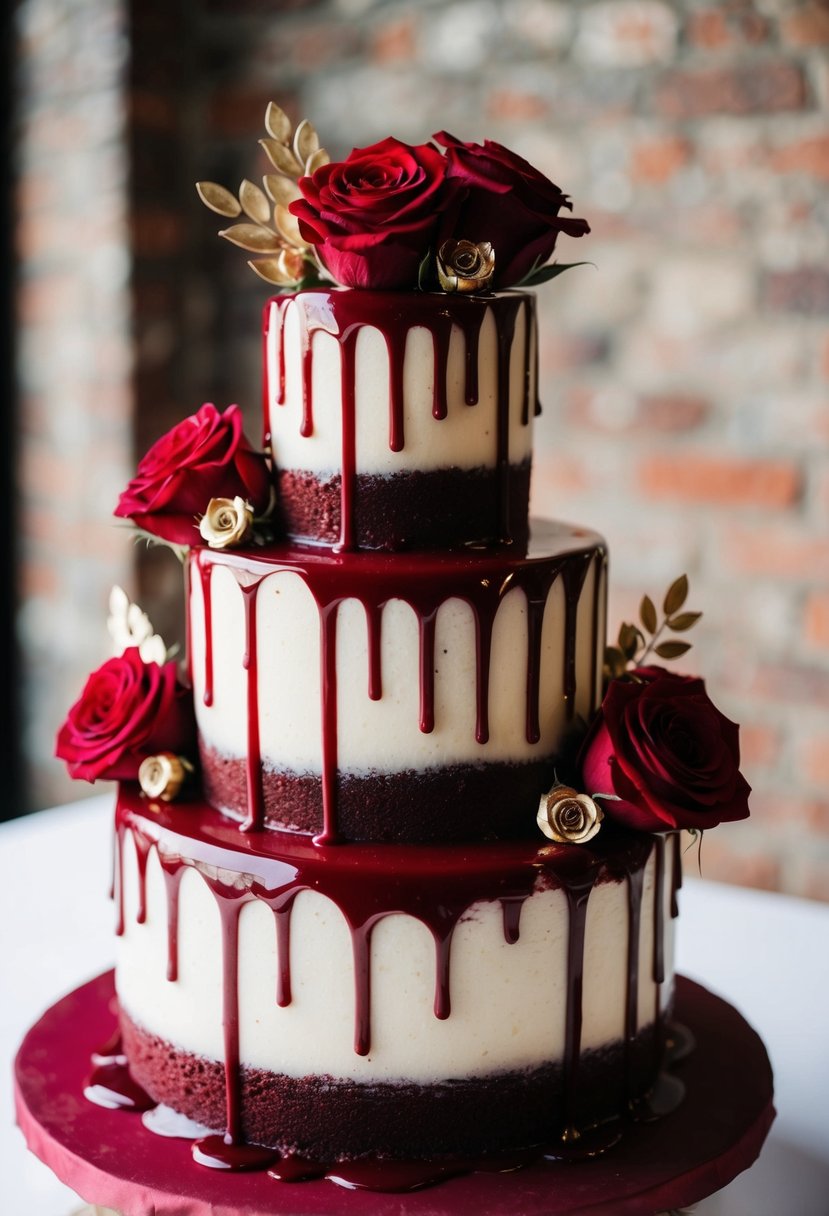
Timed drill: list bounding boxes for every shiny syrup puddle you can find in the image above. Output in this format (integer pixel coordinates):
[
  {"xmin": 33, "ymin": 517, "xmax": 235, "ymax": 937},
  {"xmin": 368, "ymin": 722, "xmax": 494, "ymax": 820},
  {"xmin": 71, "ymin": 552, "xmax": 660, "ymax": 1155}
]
[{"xmin": 83, "ymin": 1028, "xmax": 689, "ymax": 1193}]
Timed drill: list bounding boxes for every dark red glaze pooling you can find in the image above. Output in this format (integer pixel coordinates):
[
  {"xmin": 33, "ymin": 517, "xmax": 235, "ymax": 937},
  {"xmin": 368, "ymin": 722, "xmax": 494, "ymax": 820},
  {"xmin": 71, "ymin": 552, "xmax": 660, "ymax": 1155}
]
[
  {"xmin": 84, "ymin": 1032, "xmax": 154, "ymax": 1114},
  {"xmin": 190, "ymin": 521, "xmax": 605, "ymax": 840},
  {"xmin": 114, "ymin": 792, "xmax": 672, "ymax": 1171},
  {"xmin": 264, "ymin": 290, "xmax": 535, "ymax": 550}
]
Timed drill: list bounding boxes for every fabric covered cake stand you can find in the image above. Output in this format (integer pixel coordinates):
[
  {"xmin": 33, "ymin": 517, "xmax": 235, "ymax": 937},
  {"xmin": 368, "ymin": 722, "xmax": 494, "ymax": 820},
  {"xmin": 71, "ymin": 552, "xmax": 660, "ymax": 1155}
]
[{"xmin": 15, "ymin": 972, "xmax": 774, "ymax": 1216}]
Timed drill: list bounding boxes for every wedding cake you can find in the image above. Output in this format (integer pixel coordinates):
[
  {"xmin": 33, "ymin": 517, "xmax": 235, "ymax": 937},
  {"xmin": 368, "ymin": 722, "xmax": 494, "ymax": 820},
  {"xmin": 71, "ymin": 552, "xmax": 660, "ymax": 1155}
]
[{"xmin": 56, "ymin": 109, "xmax": 750, "ymax": 1186}]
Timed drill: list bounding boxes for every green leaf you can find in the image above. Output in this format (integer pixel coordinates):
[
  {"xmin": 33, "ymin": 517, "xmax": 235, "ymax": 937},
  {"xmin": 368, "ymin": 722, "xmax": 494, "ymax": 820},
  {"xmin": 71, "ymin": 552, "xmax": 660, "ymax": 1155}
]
[
  {"xmin": 639, "ymin": 594, "xmax": 658, "ymax": 635},
  {"xmin": 663, "ymin": 574, "xmax": 689, "ymax": 616},
  {"xmin": 668, "ymin": 610, "xmax": 702, "ymax": 632},
  {"xmin": 417, "ymin": 248, "xmax": 434, "ymax": 291},
  {"xmin": 653, "ymin": 640, "xmax": 692, "ymax": 660},
  {"xmin": 618, "ymin": 621, "xmax": 639, "ymax": 660},
  {"xmin": 603, "ymin": 645, "xmax": 627, "ymax": 678},
  {"xmin": 516, "ymin": 260, "xmax": 593, "ymax": 289}
]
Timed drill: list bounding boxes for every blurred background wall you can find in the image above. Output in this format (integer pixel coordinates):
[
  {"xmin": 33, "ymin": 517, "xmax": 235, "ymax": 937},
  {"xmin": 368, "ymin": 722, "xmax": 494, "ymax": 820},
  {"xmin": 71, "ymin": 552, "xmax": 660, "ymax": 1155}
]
[{"xmin": 10, "ymin": 0, "xmax": 829, "ymax": 899}]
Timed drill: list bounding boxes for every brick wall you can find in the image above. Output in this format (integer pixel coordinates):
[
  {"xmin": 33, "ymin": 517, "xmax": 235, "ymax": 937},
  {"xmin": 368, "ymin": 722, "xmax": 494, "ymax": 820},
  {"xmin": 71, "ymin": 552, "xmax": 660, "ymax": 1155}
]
[
  {"xmin": 14, "ymin": 0, "xmax": 133, "ymax": 810},
  {"xmin": 16, "ymin": 0, "xmax": 829, "ymax": 902}
]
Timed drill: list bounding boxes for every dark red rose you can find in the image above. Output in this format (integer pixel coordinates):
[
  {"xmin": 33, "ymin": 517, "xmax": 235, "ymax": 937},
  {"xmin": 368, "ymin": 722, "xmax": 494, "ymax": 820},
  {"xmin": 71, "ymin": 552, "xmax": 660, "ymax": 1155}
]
[
  {"xmin": 580, "ymin": 667, "xmax": 751, "ymax": 833},
  {"xmin": 289, "ymin": 137, "xmax": 448, "ymax": 289},
  {"xmin": 434, "ymin": 131, "xmax": 590, "ymax": 288},
  {"xmin": 114, "ymin": 403, "xmax": 271, "ymax": 546},
  {"xmin": 56, "ymin": 648, "xmax": 195, "ymax": 783}
]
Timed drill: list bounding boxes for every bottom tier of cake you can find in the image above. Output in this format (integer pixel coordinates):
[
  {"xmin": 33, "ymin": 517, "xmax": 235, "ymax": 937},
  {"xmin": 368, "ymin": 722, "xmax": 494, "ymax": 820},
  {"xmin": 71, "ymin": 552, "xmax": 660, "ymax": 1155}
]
[{"xmin": 114, "ymin": 787, "xmax": 681, "ymax": 1162}]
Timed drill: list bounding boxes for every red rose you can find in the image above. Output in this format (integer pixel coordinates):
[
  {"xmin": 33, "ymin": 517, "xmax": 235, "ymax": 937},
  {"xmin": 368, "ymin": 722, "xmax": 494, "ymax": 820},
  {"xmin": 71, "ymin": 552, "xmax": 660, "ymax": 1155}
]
[
  {"xmin": 114, "ymin": 403, "xmax": 271, "ymax": 546},
  {"xmin": 580, "ymin": 667, "xmax": 751, "ymax": 833},
  {"xmin": 434, "ymin": 131, "xmax": 590, "ymax": 288},
  {"xmin": 56, "ymin": 648, "xmax": 195, "ymax": 782},
  {"xmin": 289, "ymin": 137, "xmax": 448, "ymax": 289}
]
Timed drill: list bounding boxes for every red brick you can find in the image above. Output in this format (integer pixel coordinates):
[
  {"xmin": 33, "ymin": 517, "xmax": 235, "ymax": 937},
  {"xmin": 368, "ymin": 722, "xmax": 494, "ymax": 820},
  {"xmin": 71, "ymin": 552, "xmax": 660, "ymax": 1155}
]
[
  {"xmin": 630, "ymin": 135, "xmax": 691, "ymax": 183},
  {"xmin": 781, "ymin": 2, "xmax": 829, "ymax": 47},
  {"xmin": 566, "ymin": 388, "xmax": 709, "ymax": 434},
  {"xmin": 370, "ymin": 17, "xmax": 416, "ymax": 63},
  {"xmin": 686, "ymin": 9, "xmax": 770, "ymax": 49},
  {"xmin": 752, "ymin": 662, "xmax": 829, "ymax": 708},
  {"xmin": 692, "ymin": 832, "xmax": 782, "ymax": 893},
  {"xmin": 638, "ymin": 454, "xmax": 801, "ymax": 508},
  {"xmin": 638, "ymin": 394, "xmax": 710, "ymax": 432},
  {"xmin": 798, "ymin": 734, "xmax": 829, "ymax": 788},
  {"xmin": 739, "ymin": 724, "xmax": 781, "ymax": 771},
  {"xmin": 487, "ymin": 89, "xmax": 549, "ymax": 121},
  {"xmin": 771, "ymin": 134, "xmax": 829, "ymax": 181},
  {"xmin": 763, "ymin": 268, "xmax": 829, "ymax": 315},
  {"xmin": 20, "ymin": 560, "xmax": 59, "ymax": 599},
  {"xmin": 532, "ymin": 452, "xmax": 591, "ymax": 506},
  {"xmin": 805, "ymin": 591, "xmax": 829, "ymax": 649},
  {"xmin": 207, "ymin": 88, "xmax": 297, "ymax": 138},
  {"xmin": 723, "ymin": 524, "xmax": 829, "ymax": 580},
  {"xmin": 748, "ymin": 790, "xmax": 829, "ymax": 836},
  {"xmin": 130, "ymin": 90, "xmax": 179, "ymax": 134},
  {"xmin": 131, "ymin": 209, "xmax": 185, "ymax": 259},
  {"xmin": 654, "ymin": 61, "xmax": 808, "ymax": 119}
]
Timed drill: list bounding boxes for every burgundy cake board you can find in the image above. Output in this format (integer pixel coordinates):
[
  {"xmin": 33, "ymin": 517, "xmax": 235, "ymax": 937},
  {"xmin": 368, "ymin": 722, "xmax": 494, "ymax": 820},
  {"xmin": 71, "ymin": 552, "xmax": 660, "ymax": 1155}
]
[{"xmin": 15, "ymin": 971, "xmax": 774, "ymax": 1216}]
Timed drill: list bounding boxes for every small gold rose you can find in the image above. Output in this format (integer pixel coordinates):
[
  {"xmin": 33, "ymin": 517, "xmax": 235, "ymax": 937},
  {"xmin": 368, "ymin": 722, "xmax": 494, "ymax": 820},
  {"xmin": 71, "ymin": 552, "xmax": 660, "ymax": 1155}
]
[
  {"xmin": 537, "ymin": 784, "xmax": 603, "ymax": 844},
  {"xmin": 199, "ymin": 496, "xmax": 254, "ymax": 549},
  {"xmin": 138, "ymin": 753, "xmax": 193, "ymax": 803},
  {"xmin": 437, "ymin": 239, "xmax": 495, "ymax": 293}
]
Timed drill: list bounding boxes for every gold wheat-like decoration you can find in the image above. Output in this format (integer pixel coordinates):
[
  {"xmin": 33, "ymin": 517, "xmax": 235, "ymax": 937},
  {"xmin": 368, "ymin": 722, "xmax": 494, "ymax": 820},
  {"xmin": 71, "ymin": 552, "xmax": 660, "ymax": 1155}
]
[{"xmin": 196, "ymin": 103, "xmax": 330, "ymax": 289}]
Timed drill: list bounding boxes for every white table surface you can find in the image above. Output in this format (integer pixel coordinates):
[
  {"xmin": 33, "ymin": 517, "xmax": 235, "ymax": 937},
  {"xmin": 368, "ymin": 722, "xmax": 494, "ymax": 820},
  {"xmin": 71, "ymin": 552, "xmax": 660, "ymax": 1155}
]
[{"xmin": 2, "ymin": 795, "xmax": 828, "ymax": 1216}]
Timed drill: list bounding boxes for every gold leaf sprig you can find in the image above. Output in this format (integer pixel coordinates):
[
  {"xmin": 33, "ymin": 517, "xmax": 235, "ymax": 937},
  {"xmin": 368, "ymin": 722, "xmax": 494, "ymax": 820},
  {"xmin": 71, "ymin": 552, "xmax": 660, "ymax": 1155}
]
[
  {"xmin": 604, "ymin": 574, "xmax": 702, "ymax": 682},
  {"xmin": 196, "ymin": 102, "xmax": 332, "ymax": 290}
]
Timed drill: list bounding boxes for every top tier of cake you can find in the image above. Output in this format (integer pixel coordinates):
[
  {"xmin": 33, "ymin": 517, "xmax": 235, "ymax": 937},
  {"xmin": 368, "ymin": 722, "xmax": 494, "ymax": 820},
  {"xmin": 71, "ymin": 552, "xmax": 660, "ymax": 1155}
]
[{"xmin": 264, "ymin": 289, "xmax": 537, "ymax": 551}]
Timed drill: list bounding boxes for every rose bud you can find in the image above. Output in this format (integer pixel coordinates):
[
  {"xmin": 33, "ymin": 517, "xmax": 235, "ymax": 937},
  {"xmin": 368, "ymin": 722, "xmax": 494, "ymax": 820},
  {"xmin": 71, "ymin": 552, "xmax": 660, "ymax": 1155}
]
[
  {"xmin": 437, "ymin": 239, "xmax": 495, "ymax": 293},
  {"xmin": 199, "ymin": 496, "xmax": 254, "ymax": 549},
  {"xmin": 537, "ymin": 784, "xmax": 603, "ymax": 844}
]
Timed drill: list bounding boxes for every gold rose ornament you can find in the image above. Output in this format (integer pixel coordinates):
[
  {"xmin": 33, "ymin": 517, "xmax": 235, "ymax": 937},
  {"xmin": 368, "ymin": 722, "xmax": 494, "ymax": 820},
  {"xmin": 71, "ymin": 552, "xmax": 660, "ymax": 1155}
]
[
  {"xmin": 199, "ymin": 496, "xmax": 254, "ymax": 549},
  {"xmin": 138, "ymin": 753, "xmax": 194, "ymax": 803},
  {"xmin": 537, "ymin": 784, "xmax": 603, "ymax": 844},
  {"xmin": 437, "ymin": 239, "xmax": 495, "ymax": 293}
]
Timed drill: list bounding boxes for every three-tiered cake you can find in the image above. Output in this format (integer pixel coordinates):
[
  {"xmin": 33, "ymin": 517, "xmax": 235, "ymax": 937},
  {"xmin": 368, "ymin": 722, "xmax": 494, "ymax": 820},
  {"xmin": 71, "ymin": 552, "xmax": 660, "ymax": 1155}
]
[{"xmin": 56, "ymin": 117, "xmax": 750, "ymax": 1184}]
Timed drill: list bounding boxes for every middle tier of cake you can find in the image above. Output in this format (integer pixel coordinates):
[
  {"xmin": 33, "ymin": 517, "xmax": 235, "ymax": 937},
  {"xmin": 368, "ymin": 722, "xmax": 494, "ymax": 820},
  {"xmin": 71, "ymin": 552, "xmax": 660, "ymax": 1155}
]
[{"xmin": 189, "ymin": 519, "xmax": 607, "ymax": 843}]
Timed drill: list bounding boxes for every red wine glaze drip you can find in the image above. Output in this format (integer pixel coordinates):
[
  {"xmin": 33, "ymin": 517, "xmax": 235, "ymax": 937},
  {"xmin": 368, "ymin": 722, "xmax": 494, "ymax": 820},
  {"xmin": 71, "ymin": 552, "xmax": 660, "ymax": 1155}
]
[
  {"xmin": 500, "ymin": 895, "xmax": 525, "ymax": 944},
  {"xmin": 560, "ymin": 866, "xmax": 601, "ymax": 1136},
  {"xmin": 197, "ymin": 555, "xmax": 214, "ymax": 708},
  {"xmin": 418, "ymin": 608, "xmax": 438, "ymax": 734},
  {"xmin": 337, "ymin": 326, "xmax": 358, "ymax": 552},
  {"xmin": 473, "ymin": 601, "xmax": 496, "ymax": 744},
  {"xmin": 160, "ymin": 858, "xmax": 185, "ymax": 983},
  {"xmin": 652, "ymin": 835, "xmax": 666, "ymax": 1070},
  {"xmin": 272, "ymin": 894, "xmax": 296, "ymax": 1007},
  {"xmin": 265, "ymin": 292, "xmax": 532, "ymax": 549},
  {"xmin": 240, "ymin": 581, "xmax": 264, "ymax": 832},
  {"xmin": 364, "ymin": 600, "xmax": 383, "ymax": 701},
  {"xmin": 318, "ymin": 600, "xmax": 341, "ymax": 845},
  {"xmin": 670, "ymin": 830, "xmax": 683, "ymax": 919},
  {"xmin": 494, "ymin": 300, "xmax": 519, "ymax": 542},
  {"xmin": 623, "ymin": 859, "xmax": 647, "ymax": 1106},
  {"xmin": 216, "ymin": 890, "xmax": 248, "ymax": 1143}
]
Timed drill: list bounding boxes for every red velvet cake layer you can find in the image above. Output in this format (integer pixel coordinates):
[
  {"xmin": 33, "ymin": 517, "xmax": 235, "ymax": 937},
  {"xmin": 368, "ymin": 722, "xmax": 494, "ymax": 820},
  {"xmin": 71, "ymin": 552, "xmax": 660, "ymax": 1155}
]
[
  {"xmin": 120, "ymin": 1009, "xmax": 661, "ymax": 1162},
  {"xmin": 200, "ymin": 747, "xmax": 555, "ymax": 842},
  {"xmin": 276, "ymin": 462, "xmax": 531, "ymax": 551}
]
